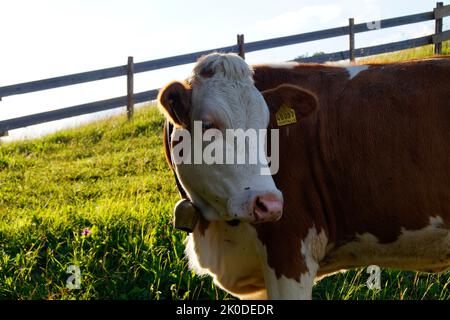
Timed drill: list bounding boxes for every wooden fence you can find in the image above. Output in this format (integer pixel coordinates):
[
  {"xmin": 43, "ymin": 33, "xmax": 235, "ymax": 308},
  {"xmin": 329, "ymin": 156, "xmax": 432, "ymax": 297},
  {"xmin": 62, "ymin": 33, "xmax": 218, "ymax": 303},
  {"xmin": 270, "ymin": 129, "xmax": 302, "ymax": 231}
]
[{"xmin": 0, "ymin": 2, "xmax": 449, "ymax": 135}]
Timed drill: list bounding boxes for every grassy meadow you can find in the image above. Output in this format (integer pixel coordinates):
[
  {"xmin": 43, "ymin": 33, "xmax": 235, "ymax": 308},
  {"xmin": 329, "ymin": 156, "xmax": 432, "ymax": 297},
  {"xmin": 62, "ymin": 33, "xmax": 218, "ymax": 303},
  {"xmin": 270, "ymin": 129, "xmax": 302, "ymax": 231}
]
[
  {"xmin": 0, "ymin": 45, "xmax": 449, "ymax": 300},
  {"xmin": 357, "ymin": 41, "xmax": 450, "ymax": 63}
]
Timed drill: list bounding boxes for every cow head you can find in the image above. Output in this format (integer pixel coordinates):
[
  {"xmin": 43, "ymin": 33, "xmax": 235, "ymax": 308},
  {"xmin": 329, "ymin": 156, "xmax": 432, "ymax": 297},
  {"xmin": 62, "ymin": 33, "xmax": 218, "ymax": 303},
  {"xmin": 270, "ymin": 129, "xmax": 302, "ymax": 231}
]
[{"xmin": 158, "ymin": 53, "xmax": 283, "ymax": 224}]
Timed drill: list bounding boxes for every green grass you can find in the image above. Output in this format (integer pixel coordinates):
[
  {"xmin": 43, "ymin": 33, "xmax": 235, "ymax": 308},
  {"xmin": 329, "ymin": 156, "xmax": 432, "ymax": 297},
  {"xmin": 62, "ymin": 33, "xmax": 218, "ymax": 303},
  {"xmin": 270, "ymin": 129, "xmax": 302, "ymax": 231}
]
[
  {"xmin": 0, "ymin": 107, "xmax": 229, "ymax": 300},
  {"xmin": 358, "ymin": 41, "xmax": 450, "ymax": 63},
  {"xmin": 1, "ymin": 45, "xmax": 450, "ymax": 300}
]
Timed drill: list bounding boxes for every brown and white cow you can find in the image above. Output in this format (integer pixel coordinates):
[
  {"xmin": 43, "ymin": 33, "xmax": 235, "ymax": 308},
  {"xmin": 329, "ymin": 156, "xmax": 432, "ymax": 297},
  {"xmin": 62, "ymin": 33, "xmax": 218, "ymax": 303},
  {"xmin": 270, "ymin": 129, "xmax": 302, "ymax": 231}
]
[{"xmin": 157, "ymin": 53, "xmax": 450, "ymax": 299}]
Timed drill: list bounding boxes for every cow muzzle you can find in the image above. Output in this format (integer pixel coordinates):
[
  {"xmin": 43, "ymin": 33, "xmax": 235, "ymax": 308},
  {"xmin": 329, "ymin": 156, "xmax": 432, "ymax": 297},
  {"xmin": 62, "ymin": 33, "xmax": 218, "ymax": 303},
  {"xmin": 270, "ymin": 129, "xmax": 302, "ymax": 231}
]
[
  {"xmin": 227, "ymin": 190, "xmax": 283, "ymax": 224},
  {"xmin": 173, "ymin": 191, "xmax": 283, "ymax": 233},
  {"xmin": 253, "ymin": 192, "xmax": 284, "ymax": 223}
]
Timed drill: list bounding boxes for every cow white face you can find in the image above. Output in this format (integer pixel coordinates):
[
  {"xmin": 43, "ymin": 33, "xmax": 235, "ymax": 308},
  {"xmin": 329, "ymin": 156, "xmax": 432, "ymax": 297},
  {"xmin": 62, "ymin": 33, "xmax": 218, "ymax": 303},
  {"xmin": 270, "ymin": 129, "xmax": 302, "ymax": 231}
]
[{"xmin": 158, "ymin": 53, "xmax": 283, "ymax": 223}]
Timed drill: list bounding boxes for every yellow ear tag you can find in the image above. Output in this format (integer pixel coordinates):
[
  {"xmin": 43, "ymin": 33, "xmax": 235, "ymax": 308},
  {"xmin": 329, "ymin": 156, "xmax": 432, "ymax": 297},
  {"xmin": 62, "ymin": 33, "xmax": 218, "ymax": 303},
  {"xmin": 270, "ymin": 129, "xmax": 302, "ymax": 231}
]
[{"xmin": 276, "ymin": 105, "xmax": 297, "ymax": 126}]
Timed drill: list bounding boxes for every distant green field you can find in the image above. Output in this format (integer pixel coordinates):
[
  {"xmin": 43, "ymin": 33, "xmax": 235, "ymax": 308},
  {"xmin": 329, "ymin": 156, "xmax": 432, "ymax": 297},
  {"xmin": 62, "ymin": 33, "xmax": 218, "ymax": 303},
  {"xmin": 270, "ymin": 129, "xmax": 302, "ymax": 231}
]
[
  {"xmin": 1, "ymin": 45, "xmax": 449, "ymax": 300},
  {"xmin": 358, "ymin": 41, "xmax": 450, "ymax": 63}
]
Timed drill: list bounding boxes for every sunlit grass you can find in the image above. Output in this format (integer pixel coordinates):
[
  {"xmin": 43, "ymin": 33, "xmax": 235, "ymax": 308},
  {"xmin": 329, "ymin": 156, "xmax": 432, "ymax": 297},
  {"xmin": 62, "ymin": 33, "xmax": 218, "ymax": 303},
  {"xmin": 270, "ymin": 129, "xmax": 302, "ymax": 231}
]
[
  {"xmin": 0, "ymin": 106, "xmax": 230, "ymax": 299},
  {"xmin": 358, "ymin": 41, "xmax": 450, "ymax": 64}
]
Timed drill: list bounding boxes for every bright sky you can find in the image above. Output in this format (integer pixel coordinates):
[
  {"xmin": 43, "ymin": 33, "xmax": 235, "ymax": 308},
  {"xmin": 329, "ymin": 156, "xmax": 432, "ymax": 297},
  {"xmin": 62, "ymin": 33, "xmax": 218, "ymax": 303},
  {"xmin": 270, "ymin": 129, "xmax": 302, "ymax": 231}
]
[{"xmin": 0, "ymin": 0, "xmax": 447, "ymax": 140}]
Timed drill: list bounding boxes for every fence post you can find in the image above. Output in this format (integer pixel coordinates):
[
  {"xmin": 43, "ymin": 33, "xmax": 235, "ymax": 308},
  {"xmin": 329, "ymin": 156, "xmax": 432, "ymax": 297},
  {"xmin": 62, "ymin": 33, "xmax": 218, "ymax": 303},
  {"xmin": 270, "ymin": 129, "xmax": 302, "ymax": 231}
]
[
  {"xmin": 237, "ymin": 34, "xmax": 245, "ymax": 59},
  {"xmin": 349, "ymin": 18, "xmax": 355, "ymax": 62},
  {"xmin": 0, "ymin": 93, "xmax": 4, "ymax": 137},
  {"xmin": 127, "ymin": 56, "xmax": 134, "ymax": 120},
  {"xmin": 434, "ymin": 2, "xmax": 444, "ymax": 55}
]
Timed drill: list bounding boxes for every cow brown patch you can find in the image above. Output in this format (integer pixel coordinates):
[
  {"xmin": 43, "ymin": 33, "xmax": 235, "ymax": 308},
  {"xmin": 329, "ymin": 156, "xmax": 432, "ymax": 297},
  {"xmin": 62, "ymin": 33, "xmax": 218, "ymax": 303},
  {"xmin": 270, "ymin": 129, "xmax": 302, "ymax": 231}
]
[
  {"xmin": 253, "ymin": 58, "xmax": 450, "ymax": 280},
  {"xmin": 254, "ymin": 86, "xmax": 326, "ymax": 280}
]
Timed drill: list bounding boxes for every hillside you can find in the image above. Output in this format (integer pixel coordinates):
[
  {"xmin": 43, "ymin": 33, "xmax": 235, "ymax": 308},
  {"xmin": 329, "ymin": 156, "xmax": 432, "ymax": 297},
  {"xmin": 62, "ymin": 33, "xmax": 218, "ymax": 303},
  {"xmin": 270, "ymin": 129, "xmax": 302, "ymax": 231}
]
[
  {"xmin": 1, "ymin": 47, "xmax": 450, "ymax": 299},
  {"xmin": 0, "ymin": 107, "xmax": 228, "ymax": 299}
]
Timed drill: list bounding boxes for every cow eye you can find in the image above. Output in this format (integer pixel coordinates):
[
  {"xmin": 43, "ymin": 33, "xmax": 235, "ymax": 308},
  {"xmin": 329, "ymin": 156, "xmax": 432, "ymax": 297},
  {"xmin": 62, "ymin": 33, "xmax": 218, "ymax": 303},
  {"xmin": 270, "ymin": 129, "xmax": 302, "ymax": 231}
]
[{"xmin": 202, "ymin": 121, "xmax": 215, "ymax": 132}]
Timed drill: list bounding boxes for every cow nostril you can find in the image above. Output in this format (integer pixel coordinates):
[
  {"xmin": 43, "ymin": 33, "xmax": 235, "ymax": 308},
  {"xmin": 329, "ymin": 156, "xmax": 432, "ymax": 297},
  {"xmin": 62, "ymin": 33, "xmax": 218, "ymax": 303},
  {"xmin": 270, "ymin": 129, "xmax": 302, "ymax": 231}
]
[
  {"xmin": 255, "ymin": 197, "xmax": 268, "ymax": 213},
  {"xmin": 245, "ymin": 187, "xmax": 250, "ymax": 190}
]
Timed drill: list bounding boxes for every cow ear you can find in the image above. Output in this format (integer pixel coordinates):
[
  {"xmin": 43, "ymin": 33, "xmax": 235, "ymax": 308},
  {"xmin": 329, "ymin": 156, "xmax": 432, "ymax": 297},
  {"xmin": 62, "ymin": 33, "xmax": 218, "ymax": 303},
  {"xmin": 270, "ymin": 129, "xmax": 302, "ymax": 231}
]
[
  {"xmin": 157, "ymin": 81, "xmax": 192, "ymax": 128},
  {"xmin": 262, "ymin": 84, "xmax": 318, "ymax": 126}
]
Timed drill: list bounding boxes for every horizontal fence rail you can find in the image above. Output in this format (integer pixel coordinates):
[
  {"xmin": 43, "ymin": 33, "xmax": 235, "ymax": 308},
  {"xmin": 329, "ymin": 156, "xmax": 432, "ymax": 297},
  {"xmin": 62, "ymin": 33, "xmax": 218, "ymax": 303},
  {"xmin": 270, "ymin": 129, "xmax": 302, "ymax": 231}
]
[
  {"xmin": 0, "ymin": 90, "xmax": 158, "ymax": 132},
  {"xmin": 296, "ymin": 35, "xmax": 435, "ymax": 63},
  {"xmin": 245, "ymin": 11, "xmax": 436, "ymax": 54},
  {"xmin": 0, "ymin": 66, "xmax": 127, "ymax": 99},
  {"xmin": 0, "ymin": 45, "xmax": 238, "ymax": 99},
  {"xmin": 1, "ymin": 6, "xmax": 447, "ymax": 100},
  {"xmin": 0, "ymin": 2, "xmax": 449, "ymax": 135}
]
